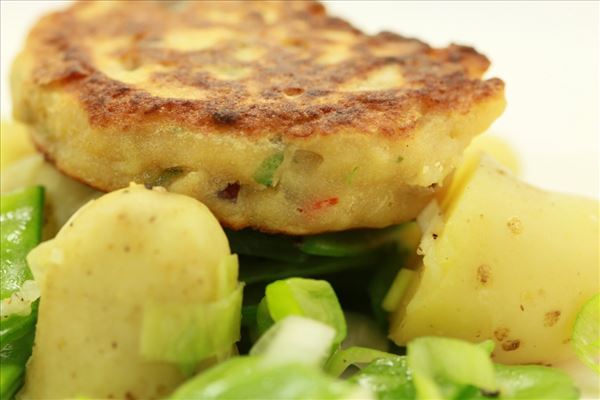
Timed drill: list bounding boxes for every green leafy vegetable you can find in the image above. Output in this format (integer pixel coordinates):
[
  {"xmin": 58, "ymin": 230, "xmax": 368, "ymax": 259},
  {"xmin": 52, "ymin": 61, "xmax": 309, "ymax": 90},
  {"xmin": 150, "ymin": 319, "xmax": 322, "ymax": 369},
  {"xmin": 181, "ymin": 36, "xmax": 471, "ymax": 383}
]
[
  {"xmin": 168, "ymin": 277, "xmax": 581, "ymax": 400},
  {"xmin": 264, "ymin": 278, "xmax": 346, "ymax": 345},
  {"xmin": 227, "ymin": 223, "xmax": 415, "ymax": 263},
  {"xmin": 0, "ymin": 331, "xmax": 35, "ymax": 400},
  {"xmin": 229, "ymin": 224, "xmax": 416, "ymax": 335},
  {"xmin": 367, "ymin": 256, "xmax": 402, "ymax": 328},
  {"xmin": 250, "ymin": 316, "xmax": 336, "ymax": 367},
  {"xmin": 299, "ymin": 225, "xmax": 405, "ymax": 258},
  {"xmin": 1, "ymin": 186, "xmax": 44, "ymax": 300},
  {"xmin": 253, "ymin": 152, "xmax": 284, "ymax": 187},
  {"xmin": 255, "ymin": 297, "xmax": 274, "ymax": 335},
  {"xmin": 367, "ymin": 223, "xmax": 420, "ymax": 327},
  {"xmin": 241, "ymin": 304, "xmax": 258, "ymax": 327},
  {"xmin": 572, "ymin": 293, "xmax": 599, "ymax": 373},
  {"xmin": 0, "ymin": 302, "xmax": 38, "ymax": 349},
  {"xmin": 239, "ymin": 254, "xmax": 376, "ymax": 285},
  {"xmin": 225, "ymin": 229, "xmax": 307, "ymax": 263},
  {"xmin": 1, "ymin": 186, "xmax": 44, "ymax": 400}
]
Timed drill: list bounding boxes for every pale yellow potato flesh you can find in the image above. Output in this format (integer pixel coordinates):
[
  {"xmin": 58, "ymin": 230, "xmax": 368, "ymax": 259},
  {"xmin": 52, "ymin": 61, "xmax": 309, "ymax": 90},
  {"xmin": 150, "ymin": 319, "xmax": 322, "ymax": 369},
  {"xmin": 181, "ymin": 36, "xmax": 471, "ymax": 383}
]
[
  {"xmin": 390, "ymin": 155, "xmax": 599, "ymax": 365},
  {"xmin": 463, "ymin": 134, "xmax": 520, "ymax": 175},
  {"xmin": 0, "ymin": 120, "xmax": 35, "ymax": 169},
  {"xmin": 1, "ymin": 119, "xmax": 101, "ymax": 238},
  {"xmin": 1, "ymin": 154, "xmax": 101, "ymax": 239},
  {"xmin": 437, "ymin": 134, "xmax": 520, "ymax": 210},
  {"xmin": 20, "ymin": 184, "xmax": 234, "ymax": 399}
]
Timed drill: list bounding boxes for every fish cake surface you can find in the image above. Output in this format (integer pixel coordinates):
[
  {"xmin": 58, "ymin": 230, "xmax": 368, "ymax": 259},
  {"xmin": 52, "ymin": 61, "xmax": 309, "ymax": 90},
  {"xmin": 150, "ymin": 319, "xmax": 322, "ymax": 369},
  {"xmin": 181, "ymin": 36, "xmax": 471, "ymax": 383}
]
[{"xmin": 11, "ymin": 0, "xmax": 505, "ymax": 234}]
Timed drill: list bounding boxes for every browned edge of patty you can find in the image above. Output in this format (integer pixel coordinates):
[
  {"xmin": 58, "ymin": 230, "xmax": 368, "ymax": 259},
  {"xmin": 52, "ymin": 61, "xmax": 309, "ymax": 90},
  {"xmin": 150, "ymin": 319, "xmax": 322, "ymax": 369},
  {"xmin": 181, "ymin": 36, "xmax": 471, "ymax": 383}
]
[{"xmin": 21, "ymin": 0, "xmax": 504, "ymax": 140}]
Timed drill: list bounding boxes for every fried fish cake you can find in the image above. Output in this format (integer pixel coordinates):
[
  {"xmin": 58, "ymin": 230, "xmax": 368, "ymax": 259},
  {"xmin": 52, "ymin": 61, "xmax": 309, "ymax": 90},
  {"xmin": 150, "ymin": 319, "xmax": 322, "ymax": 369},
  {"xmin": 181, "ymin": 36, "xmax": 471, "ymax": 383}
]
[{"xmin": 11, "ymin": 1, "xmax": 505, "ymax": 234}]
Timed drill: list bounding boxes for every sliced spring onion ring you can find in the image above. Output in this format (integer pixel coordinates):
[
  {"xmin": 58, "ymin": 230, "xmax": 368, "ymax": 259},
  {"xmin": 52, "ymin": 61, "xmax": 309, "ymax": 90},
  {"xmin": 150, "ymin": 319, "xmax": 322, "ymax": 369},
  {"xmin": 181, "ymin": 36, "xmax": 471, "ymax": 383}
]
[
  {"xmin": 253, "ymin": 152, "xmax": 284, "ymax": 187},
  {"xmin": 250, "ymin": 316, "xmax": 335, "ymax": 367},
  {"xmin": 140, "ymin": 284, "xmax": 244, "ymax": 365},
  {"xmin": 325, "ymin": 346, "xmax": 401, "ymax": 377},
  {"xmin": 382, "ymin": 268, "xmax": 416, "ymax": 312},
  {"xmin": 265, "ymin": 278, "xmax": 346, "ymax": 345},
  {"xmin": 572, "ymin": 293, "xmax": 599, "ymax": 373}
]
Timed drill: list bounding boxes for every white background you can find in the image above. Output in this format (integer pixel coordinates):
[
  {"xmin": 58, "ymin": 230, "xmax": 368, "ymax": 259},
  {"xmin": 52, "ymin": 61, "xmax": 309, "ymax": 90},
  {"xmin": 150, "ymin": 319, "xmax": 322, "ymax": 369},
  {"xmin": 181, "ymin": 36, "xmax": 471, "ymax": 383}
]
[{"xmin": 1, "ymin": 1, "xmax": 598, "ymax": 199}]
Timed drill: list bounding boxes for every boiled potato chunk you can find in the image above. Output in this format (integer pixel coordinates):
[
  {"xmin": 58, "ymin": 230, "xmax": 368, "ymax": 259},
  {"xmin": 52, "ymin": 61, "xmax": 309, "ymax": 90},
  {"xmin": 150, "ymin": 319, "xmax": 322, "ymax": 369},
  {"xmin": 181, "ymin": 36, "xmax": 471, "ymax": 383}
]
[
  {"xmin": 1, "ymin": 154, "xmax": 101, "ymax": 239},
  {"xmin": 1, "ymin": 119, "xmax": 101, "ymax": 239},
  {"xmin": 463, "ymin": 134, "xmax": 520, "ymax": 175},
  {"xmin": 20, "ymin": 184, "xmax": 234, "ymax": 399},
  {"xmin": 438, "ymin": 134, "xmax": 519, "ymax": 212},
  {"xmin": 390, "ymin": 155, "xmax": 599, "ymax": 365},
  {"xmin": 0, "ymin": 120, "xmax": 35, "ymax": 169}
]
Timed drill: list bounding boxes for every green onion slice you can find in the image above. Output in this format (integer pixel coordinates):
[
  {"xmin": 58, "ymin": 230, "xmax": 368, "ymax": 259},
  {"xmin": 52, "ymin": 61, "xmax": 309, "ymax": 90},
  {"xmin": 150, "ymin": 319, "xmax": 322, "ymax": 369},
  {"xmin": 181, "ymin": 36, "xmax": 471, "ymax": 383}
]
[
  {"xmin": 572, "ymin": 293, "xmax": 599, "ymax": 373},
  {"xmin": 265, "ymin": 278, "xmax": 346, "ymax": 345},
  {"xmin": 253, "ymin": 152, "xmax": 284, "ymax": 187},
  {"xmin": 250, "ymin": 316, "xmax": 335, "ymax": 367},
  {"xmin": 325, "ymin": 346, "xmax": 401, "ymax": 377},
  {"xmin": 140, "ymin": 284, "xmax": 244, "ymax": 365}
]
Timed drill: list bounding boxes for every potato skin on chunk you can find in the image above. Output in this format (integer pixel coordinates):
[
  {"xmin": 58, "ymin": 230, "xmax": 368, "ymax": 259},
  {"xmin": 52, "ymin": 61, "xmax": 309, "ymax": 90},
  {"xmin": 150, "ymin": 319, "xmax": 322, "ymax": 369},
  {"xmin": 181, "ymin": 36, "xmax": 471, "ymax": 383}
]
[{"xmin": 390, "ymin": 155, "xmax": 599, "ymax": 365}]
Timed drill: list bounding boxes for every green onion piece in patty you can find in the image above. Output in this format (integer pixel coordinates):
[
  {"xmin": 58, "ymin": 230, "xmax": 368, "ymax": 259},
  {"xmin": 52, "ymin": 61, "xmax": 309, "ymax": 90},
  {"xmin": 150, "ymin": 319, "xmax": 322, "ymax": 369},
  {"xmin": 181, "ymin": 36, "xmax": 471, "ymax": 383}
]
[{"xmin": 253, "ymin": 152, "xmax": 284, "ymax": 187}]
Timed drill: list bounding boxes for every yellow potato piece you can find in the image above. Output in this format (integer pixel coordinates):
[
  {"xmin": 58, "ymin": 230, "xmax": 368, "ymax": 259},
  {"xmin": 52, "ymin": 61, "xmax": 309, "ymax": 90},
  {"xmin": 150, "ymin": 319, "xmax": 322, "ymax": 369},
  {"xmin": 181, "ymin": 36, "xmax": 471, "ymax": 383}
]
[
  {"xmin": 20, "ymin": 184, "xmax": 234, "ymax": 399},
  {"xmin": 465, "ymin": 134, "xmax": 520, "ymax": 175},
  {"xmin": 439, "ymin": 134, "xmax": 520, "ymax": 211},
  {"xmin": 1, "ymin": 154, "xmax": 100, "ymax": 239},
  {"xmin": 390, "ymin": 155, "xmax": 599, "ymax": 364},
  {"xmin": 0, "ymin": 119, "xmax": 35, "ymax": 169}
]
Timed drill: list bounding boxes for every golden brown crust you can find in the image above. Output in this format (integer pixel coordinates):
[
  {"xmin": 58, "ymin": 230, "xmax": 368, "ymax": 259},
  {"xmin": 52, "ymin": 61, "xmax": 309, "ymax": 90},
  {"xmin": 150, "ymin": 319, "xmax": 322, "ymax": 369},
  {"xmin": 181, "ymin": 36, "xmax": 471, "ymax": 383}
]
[
  {"xmin": 13, "ymin": 0, "xmax": 506, "ymax": 234},
  {"xmin": 23, "ymin": 0, "xmax": 503, "ymax": 139}
]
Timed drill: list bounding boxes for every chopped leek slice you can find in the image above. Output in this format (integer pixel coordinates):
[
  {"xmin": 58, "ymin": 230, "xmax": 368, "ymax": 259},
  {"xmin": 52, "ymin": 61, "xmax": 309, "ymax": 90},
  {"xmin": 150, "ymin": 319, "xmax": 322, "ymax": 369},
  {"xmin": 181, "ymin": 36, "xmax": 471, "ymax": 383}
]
[
  {"xmin": 140, "ymin": 284, "xmax": 244, "ymax": 364},
  {"xmin": 407, "ymin": 337, "xmax": 497, "ymax": 399},
  {"xmin": 344, "ymin": 337, "xmax": 579, "ymax": 400},
  {"xmin": 350, "ymin": 356, "xmax": 415, "ymax": 400},
  {"xmin": 216, "ymin": 254, "xmax": 239, "ymax": 298},
  {"xmin": 478, "ymin": 339, "xmax": 495, "ymax": 356},
  {"xmin": 170, "ymin": 356, "xmax": 372, "ymax": 400},
  {"xmin": 343, "ymin": 312, "xmax": 389, "ymax": 352},
  {"xmin": 250, "ymin": 316, "xmax": 335, "ymax": 367},
  {"xmin": 494, "ymin": 364, "xmax": 579, "ymax": 399},
  {"xmin": 253, "ymin": 152, "xmax": 284, "ymax": 187},
  {"xmin": 325, "ymin": 346, "xmax": 400, "ymax": 377},
  {"xmin": 265, "ymin": 278, "xmax": 346, "ymax": 345},
  {"xmin": 382, "ymin": 268, "xmax": 416, "ymax": 312},
  {"xmin": 572, "ymin": 293, "xmax": 599, "ymax": 373}
]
